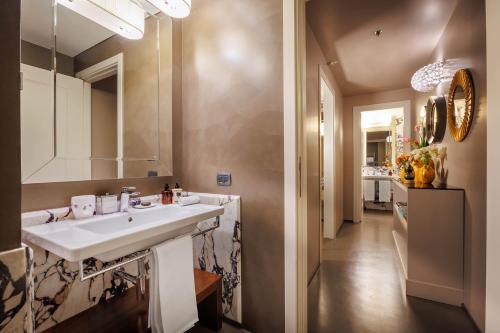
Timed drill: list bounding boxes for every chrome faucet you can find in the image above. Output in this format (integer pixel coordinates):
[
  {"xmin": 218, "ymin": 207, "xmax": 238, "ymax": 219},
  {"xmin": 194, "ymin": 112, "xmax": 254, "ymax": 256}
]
[{"xmin": 120, "ymin": 187, "xmax": 141, "ymax": 212}]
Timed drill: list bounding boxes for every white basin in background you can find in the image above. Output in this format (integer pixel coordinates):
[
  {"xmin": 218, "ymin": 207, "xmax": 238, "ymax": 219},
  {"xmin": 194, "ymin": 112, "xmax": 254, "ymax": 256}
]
[{"xmin": 22, "ymin": 204, "xmax": 224, "ymax": 262}]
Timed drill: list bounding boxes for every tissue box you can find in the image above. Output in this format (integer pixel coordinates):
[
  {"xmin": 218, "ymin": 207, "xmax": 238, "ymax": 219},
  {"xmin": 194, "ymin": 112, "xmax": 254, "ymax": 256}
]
[{"xmin": 96, "ymin": 194, "xmax": 119, "ymax": 215}]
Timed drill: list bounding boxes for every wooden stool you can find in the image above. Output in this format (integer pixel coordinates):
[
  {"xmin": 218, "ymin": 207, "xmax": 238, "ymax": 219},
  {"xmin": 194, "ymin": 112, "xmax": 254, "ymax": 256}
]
[{"xmin": 194, "ymin": 269, "xmax": 222, "ymax": 331}]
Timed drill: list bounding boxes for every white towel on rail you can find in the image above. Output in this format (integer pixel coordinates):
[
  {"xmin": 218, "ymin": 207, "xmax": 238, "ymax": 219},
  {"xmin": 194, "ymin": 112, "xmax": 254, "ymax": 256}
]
[
  {"xmin": 363, "ymin": 180, "xmax": 375, "ymax": 201},
  {"xmin": 149, "ymin": 235, "xmax": 198, "ymax": 333},
  {"xmin": 378, "ymin": 180, "xmax": 392, "ymax": 203}
]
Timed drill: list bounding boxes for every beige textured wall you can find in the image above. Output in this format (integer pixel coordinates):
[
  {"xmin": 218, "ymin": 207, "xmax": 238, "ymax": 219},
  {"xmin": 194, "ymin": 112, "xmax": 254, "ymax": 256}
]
[
  {"xmin": 343, "ymin": 88, "xmax": 415, "ymax": 220},
  {"xmin": 21, "ymin": 21, "xmax": 183, "ymax": 212},
  {"xmin": 306, "ymin": 25, "xmax": 344, "ymax": 282},
  {"xmin": 0, "ymin": 0, "xmax": 21, "ymax": 251},
  {"xmin": 181, "ymin": 0, "xmax": 284, "ymax": 331},
  {"xmin": 486, "ymin": 0, "xmax": 500, "ymax": 330},
  {"xmin": 414, "ymin": 0, "xmax": 486, "ymax": 328},
  {"xmin": 91, "ymin": 75, "xmax": 118, "ymax": 179}
]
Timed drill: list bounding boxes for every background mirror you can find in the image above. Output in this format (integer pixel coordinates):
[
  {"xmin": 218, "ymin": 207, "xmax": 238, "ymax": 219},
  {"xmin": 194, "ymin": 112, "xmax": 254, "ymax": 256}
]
[
  {"xmin": 425, "ymin": 96, "xmax": 447, "ymax": 144},
  {"xmin": 365, "ymin": 131, "xmax": 391, "ymax": 167},
  {"xmin": 21, "ymin": 0, "xmax": 173, "ymax": 184}
]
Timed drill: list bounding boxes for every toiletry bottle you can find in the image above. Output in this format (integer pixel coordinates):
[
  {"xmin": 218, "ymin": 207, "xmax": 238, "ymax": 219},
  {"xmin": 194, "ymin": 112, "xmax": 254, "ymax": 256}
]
[
  {"xmin": 162, "ymin": 184, "xmax": 170, "ymax": 205},
  {"xmin": 167, "ymin": 186, "xmax": 173, "ymax": 204}
]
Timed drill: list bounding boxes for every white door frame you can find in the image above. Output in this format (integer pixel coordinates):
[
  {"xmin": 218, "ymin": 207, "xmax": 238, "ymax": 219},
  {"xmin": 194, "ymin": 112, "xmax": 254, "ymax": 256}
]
[
  {"xmin": 352, "ymin": 101, "xmax": 411, "ymax": 223},
  {"xmin": 284, "ymin": 0, "xmax": 307, "ymax": 332},
  {"xmin": 76, "ymin": 53, "xmax": 124, "ymax": 178},
  {"xmin": 486, "ymin": 0, "xmax": 500, "ymax": 330},
  {"xmin": 319, "ymin": 67, "xmax": 336, "ymax": 239}
]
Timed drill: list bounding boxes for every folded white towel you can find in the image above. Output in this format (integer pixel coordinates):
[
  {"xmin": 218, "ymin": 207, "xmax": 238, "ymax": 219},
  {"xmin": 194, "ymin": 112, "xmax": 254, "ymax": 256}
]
[
  {"xmin": 178, "ymin": 196, "xmax": 201, "ymax": 206},
  {"xmin": 149, "ymin": 235, "xmax": 198, "ymax": 333},
  {"xmin": 378, "ymin": 180, "xmax": 392, "ymax": 203},
  {"xmin": 363, "ymin": 180, "xmax": 375, "ymax": 201}
]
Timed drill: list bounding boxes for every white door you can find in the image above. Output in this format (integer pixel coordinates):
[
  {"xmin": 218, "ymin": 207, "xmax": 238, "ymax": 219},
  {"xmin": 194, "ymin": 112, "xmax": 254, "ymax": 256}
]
[{"xmin": 21, "ymin": 64, "xmax": 91, "ymax": 183}]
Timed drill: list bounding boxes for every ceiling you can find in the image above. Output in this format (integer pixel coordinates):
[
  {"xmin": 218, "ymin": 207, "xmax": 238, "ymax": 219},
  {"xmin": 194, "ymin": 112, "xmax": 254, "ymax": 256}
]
[{"xmin": 306, "ymin": 0, "xmax": 458, "ymax": 96}]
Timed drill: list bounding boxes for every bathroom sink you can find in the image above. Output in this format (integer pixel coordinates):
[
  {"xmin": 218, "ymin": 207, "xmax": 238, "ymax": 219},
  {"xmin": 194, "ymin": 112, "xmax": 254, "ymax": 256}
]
[{"xmin": 22, "ymin": 204, "xmax": 224, "ymax": 262}]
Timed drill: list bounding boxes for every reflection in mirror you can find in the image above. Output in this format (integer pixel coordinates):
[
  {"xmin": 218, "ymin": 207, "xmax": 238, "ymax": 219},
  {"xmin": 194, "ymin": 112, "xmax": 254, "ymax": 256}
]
[
  {"xmin": 365, "ymin": 131, "xmax": 391, "ymax": 167},
  {"xmin": 453, "ymin": 86, "xmax": 466, "ymax": 129},
  {"xmin": 21, "ymin": 0, "xmax": 173, "ymax": 184}
]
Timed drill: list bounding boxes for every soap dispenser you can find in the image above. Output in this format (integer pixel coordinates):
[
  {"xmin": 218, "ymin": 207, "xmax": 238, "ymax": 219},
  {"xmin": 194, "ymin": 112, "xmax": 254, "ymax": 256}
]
[{"xmin": 162, "ymin": 184, "xmax": 170, "ymax": 205}]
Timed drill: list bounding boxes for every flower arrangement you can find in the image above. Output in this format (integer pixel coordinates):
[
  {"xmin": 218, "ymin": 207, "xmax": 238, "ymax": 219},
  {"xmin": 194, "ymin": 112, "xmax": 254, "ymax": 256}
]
[
  {"xmin": 396, "ymin": 154, "xmax": 411, "ymax": 169},
  {"xmin": 403, "ymin": 125, "xmax": 429, "ymax": 150},
  {"xmin": 410, "ymin": 145, "xmax": 447, "ymax": 166}
]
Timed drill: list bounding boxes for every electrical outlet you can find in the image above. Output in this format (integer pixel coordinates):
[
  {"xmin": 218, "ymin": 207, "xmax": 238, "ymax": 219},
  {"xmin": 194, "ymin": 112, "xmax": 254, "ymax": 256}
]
[{"xmin": 217, "ymin": 172, "xmax": 231, "ymax": 186}]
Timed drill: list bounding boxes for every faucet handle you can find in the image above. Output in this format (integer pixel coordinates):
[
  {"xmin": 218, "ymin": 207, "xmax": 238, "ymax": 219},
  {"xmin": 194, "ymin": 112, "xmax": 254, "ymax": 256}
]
[{"xmin": 121, "ymin": 186, "xmax": 137, "ymax": 194}]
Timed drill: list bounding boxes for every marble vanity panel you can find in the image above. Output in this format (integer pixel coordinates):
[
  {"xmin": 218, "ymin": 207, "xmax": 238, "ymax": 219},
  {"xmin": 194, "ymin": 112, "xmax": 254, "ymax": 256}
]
[
  {"xmin": 22, "ymin": 205, "xmax": 146, "ymax": 331},
  {"xmin": 0, "ymin": 246, "xmax": 33, "ymax": 333},
  {"xmin": 190, "ymin": 193, "xmax": 242, "ymax": 324}
]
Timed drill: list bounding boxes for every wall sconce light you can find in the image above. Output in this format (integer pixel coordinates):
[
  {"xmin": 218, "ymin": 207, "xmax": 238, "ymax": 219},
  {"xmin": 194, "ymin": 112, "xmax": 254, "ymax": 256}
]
[
  {"xmin": 411, "ymin": 60, "xmax": 454, "ymax": 92},
  {"xmin": 146, "ymin": 0, "xmax": 191, "ymax": 18},
  {"xmin": 58, "ymin": 0, "xmax": 145, "ymax": 40}
]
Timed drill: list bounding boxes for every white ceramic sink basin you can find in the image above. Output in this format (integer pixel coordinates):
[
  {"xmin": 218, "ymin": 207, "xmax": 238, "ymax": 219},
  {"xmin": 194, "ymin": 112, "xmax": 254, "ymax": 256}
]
[{"xmin": 22, "ymin": 204, "xmax": 224, "ymax": 262}]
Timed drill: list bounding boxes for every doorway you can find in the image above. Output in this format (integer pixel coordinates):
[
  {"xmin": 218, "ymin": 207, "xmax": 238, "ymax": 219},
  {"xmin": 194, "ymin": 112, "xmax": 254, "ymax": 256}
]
[
  {"xmin": 352, "ymin": 101, "xmax": 411, "ymax": 223},
  {"xmin": 319, "ymin": 69, "xmax": 336, "ymax": 240}
]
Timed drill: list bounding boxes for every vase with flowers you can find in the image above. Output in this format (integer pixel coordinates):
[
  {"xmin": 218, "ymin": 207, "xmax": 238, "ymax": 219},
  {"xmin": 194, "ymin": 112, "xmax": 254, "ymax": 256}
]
[
  {"xmin": 396, "ymin": 154, "xmax": 412, "ymax": 183},
  {"xmin": 410, "ymin": 145, "xmax": 447, "ymax": 185}
]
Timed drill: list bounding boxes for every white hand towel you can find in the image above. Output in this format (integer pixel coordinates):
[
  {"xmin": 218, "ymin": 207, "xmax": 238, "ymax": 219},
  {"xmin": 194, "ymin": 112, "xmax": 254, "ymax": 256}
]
[
  {"xmin": 363, "ymin": 180, "xmax": 375, "ymax": 201},
  {"xmin": 178, "ymin": 196, "xmax": 201, "ymax": 206},
  {"xmin": 378, "ymin": 180, "xmax": 392, "ymax": 203},
  {"xmin": 149, "ymin": 235, "xmax": 198, "ymax": 333}
]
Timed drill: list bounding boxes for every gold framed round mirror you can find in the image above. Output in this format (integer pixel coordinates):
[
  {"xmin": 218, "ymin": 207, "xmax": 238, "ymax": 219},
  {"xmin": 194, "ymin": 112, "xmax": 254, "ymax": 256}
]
[
  {"xmin": 447, "ymin": 69, "xmax": 474, "ymax": 142},
  {"xmin": 425, "ymin": 96, "xmax": 447, "ymax": 144}
]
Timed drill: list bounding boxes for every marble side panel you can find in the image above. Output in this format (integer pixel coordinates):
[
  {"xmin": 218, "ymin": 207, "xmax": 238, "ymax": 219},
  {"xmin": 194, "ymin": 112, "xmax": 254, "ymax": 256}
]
[
  {"xmin": 190, "ymin": 193, "xmax": 242, "ymax": 323},
  {"xmin": 0, "ymin": 246, "xmax": 32, "ymax": 333}
]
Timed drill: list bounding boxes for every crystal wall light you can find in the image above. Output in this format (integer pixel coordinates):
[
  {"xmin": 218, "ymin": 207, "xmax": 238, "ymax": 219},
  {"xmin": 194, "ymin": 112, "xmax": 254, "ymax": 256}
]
[
  {"xmin": 58, "ymin": 0, "xmax": 145, "ymax": 40},
  {"xmin": 411, "ymin": 60, "xmax": 453, "ymax": 93}
]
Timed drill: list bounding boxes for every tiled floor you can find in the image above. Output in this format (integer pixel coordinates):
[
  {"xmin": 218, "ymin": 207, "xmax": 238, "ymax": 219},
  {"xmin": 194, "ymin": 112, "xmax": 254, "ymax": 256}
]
[{"xmin": 308, "ymin": 210, "xmax": 479, "ymax": 333}]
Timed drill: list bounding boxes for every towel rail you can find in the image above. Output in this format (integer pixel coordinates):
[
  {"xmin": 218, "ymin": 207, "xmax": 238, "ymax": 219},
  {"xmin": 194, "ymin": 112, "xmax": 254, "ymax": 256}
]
[{"xmin": 79, "ymin": 216, "xmax": 220, "ymax": 281}]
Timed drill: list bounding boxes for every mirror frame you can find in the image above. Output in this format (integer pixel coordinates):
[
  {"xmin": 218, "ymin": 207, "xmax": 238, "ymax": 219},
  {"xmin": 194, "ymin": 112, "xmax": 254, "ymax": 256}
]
[
  {"xmin": 447, "ymin": 69, "xmax": 475, "ymax": 142},
  {"xmin": 425, "ymin": 95, "xmax": 447, "ymax": 144}
]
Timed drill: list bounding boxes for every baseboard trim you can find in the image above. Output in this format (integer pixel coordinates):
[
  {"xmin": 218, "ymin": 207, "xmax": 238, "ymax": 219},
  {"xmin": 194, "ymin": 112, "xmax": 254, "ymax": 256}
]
[{"xmin": 406, "ymin": 278, "xmax": 463, "ymax": 306}]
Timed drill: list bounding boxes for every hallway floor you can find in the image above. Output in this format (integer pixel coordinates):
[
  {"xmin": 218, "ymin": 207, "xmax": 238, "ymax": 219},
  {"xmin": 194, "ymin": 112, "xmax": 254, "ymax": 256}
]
[{"xmin": 308, "ymin": 210, "xmax": 479, "ymax": 333}]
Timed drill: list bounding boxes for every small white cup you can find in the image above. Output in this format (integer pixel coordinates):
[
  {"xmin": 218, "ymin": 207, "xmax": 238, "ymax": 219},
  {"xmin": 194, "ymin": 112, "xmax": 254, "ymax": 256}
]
[{"xmin": 71, "ymin": 195, "xmax": 96, "ymax": 219}]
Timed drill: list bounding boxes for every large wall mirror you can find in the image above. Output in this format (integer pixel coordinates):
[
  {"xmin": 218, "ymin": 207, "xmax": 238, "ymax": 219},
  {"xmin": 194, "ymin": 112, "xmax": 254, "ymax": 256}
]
[{"xmin": 21, "ymin": 0, "xmax": 173, "ymax": 184}]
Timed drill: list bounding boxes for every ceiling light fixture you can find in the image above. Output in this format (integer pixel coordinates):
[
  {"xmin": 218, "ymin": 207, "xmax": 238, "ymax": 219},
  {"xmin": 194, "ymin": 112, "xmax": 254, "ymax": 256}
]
[
  {"xmin": 373, "ymin": 29, "xmax": 383, "ymax": 37},
  {"xmin": 58, "ymin": 0, "xmax": 145, "ymax": 40},
  {"xmin": 327, "ymin": 60, "xmax": 339, "ymax": 66},
  {"xmin": 411, "ymin": 59, "xmax": 453, "ymax": 92},
  {"xmin": 145, "ymin": 0, "xmax": 191, "ymax": 18}
]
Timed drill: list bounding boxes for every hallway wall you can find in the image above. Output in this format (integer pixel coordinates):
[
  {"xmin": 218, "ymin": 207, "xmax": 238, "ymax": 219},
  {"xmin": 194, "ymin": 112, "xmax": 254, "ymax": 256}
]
[
  {"xmin": 414, "ymin": 0, "xmax": 487, "ymax": 329},
  {"xmin": 342, "ymin": 88, "xmax": 415, "ymax": 221},
  {"xmin": 306, "ymin": 25, "xmax": 344, "ymax": 282},
  {"xmin": 180, "ymin": 1, "xmax": 285, "ymax": 332}
]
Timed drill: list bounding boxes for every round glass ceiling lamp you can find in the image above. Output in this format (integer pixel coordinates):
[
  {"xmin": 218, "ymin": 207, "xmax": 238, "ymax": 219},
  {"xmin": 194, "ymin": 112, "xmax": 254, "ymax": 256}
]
[
  {"xmin": 411, "ymin": 60, "xmax": 453, "ymax": 93},
  {"xmin": 146, "ymin": 0, "xmax": 191, "ymax": 18},
  {"xmin": 58, "ymin": 0, "xmax": 145, "ymax": 40}
]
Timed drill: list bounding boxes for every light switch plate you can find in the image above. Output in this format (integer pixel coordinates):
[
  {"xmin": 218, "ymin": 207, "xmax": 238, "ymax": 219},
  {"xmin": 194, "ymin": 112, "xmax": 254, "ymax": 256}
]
[{"xmin": 217, "ymin": 172, "xmax": 232, "ymax": 186}]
